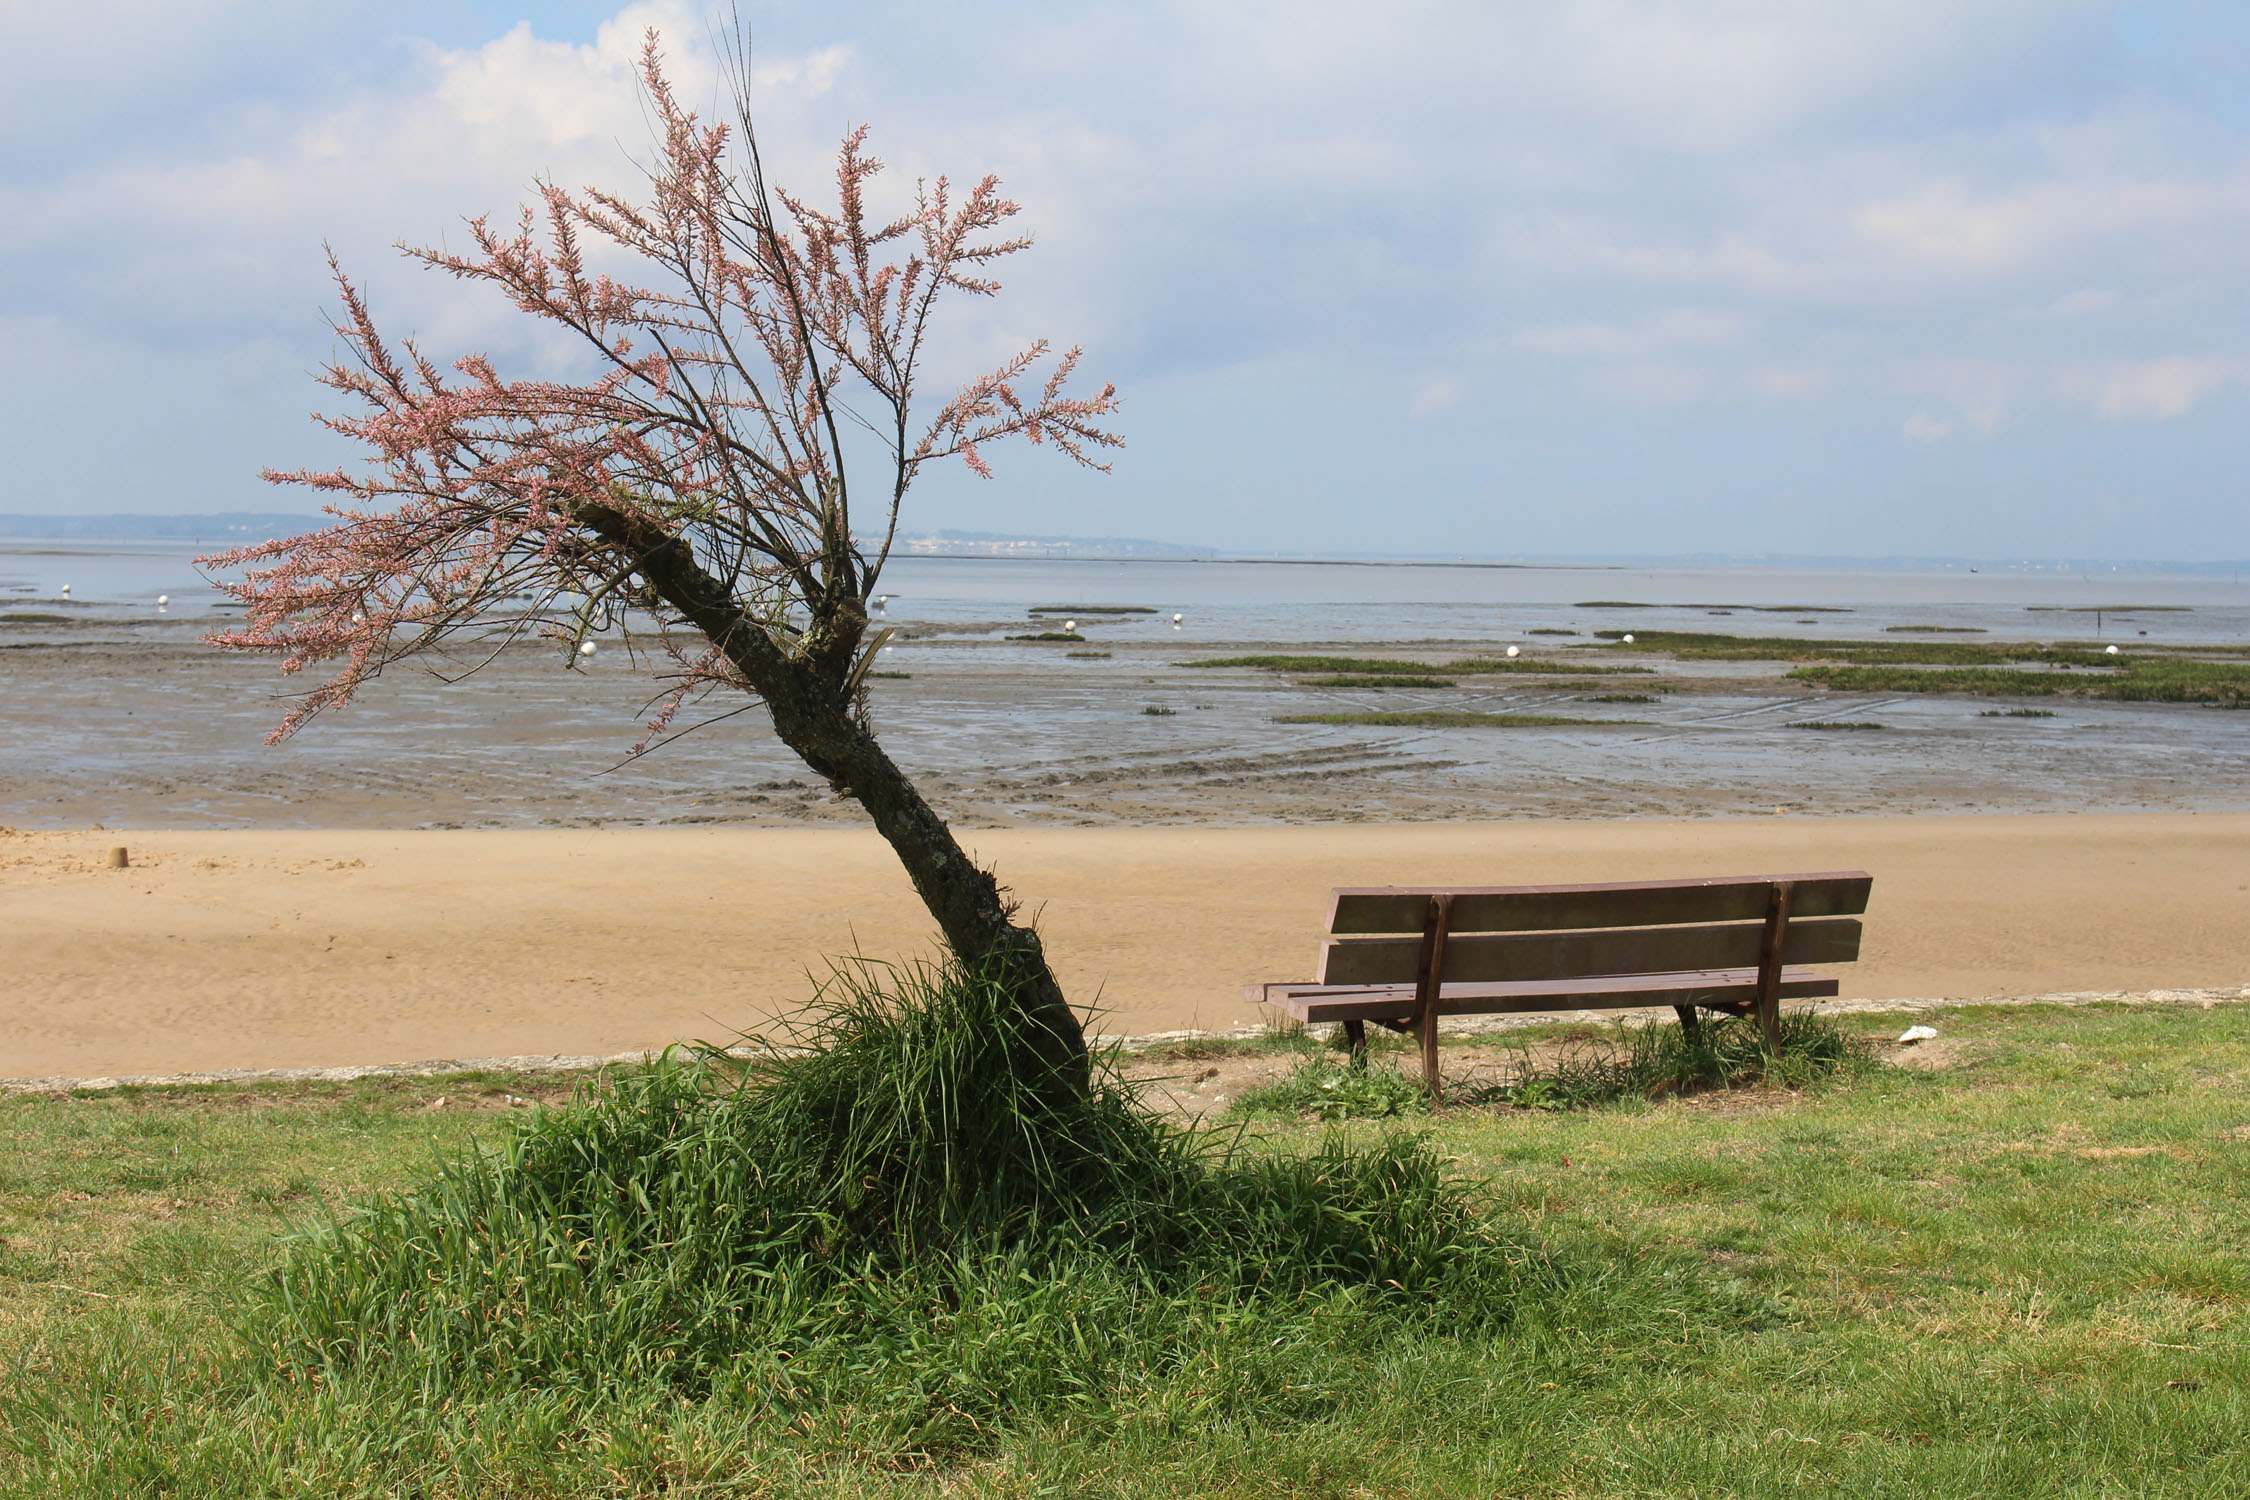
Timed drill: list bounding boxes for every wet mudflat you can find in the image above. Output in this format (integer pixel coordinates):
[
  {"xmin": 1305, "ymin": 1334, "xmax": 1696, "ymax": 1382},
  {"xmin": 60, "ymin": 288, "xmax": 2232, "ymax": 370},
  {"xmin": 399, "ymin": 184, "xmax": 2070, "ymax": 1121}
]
[{"xmin": 2, "ymin": 614, "xmax": 2246, "ymax": 828}]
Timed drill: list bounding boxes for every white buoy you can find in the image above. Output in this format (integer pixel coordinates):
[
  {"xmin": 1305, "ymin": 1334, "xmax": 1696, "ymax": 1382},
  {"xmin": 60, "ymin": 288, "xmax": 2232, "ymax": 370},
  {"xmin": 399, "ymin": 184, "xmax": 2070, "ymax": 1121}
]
[
  {"xmin": 59, "ymin": 584, "xmax": 70, "ymax": 596},
  {"xmin": 874, "ymin": 595, "xmax": 889, "ymax": 610},
  {"xmin": 155, "ymin": 594, "xmax": 169, "ymax": 607},
  {"xmin": 1172, "ymin": 613, "xmax": 1183, "ymax": 624},
  {"xmin": 1064, "ymin": 619, "xmax": 1077, "ymax": 632},
  {"xmin": 578, "ymin": 641, "xmax": 597, "ymax": 657},
  {"xmin": 1505, "ymin": 645, "xmax": 1520, "ymax": 658},
  {"xmin": 1622, "ymin": 633, "xmax": 1635, "ymax": 644},
  {"xmin": 351, "ymin": 610, "xmax": 365, "ymax": 625},
  {"xmin": 2104, "ymin": 644, "xmax": 2120, "ymax": 655}
]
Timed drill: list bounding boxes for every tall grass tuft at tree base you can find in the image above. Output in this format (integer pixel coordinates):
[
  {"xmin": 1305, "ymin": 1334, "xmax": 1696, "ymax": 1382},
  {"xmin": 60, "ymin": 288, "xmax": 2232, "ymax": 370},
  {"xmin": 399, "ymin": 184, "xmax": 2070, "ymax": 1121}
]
[{"xmin": 241, "ymin": 956, "xmax": 1538, "ymax": 1451}]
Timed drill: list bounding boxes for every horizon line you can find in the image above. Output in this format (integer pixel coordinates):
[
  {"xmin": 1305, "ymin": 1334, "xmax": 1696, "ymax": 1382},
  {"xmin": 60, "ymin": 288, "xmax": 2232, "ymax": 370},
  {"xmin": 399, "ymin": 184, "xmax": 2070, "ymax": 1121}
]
[{"xmin": 1, "ymin": 512, "xmax": 2244, "ymax": 574}]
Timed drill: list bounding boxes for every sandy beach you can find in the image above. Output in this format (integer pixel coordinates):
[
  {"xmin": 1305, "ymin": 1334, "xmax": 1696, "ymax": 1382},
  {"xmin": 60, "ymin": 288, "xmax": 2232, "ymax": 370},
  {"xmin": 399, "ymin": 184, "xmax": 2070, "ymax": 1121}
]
[{"xmin": 5, "ymin": 813, "xmax": 2246, "ymax": 1081}]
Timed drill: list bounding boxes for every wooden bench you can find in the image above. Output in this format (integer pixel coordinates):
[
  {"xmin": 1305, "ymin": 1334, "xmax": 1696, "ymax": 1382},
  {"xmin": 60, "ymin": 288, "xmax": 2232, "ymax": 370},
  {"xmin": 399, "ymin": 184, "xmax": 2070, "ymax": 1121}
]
[{"xmin": 1247, "ymin": 872, "xmax": 1873, "ymax": 1102}]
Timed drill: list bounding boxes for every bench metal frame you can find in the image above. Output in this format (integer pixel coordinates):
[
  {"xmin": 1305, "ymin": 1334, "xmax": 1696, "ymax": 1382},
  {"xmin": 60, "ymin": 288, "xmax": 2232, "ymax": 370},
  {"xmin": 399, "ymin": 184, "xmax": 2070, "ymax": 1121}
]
[{"xmin": 1247, "ymin": 872, "xmax": 1873, "ymax": 1103}]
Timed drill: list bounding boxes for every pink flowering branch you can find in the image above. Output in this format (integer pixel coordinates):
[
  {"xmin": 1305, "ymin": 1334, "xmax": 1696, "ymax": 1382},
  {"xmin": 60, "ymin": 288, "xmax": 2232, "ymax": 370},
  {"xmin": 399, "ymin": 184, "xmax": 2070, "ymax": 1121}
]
[
  {"xmin": 201, "ymin": 26, "xmax": 1118, "ymax": 1081},
  {"xmin": 206, "ymin": 29, "xmax": 1118, "ymax": 747}
]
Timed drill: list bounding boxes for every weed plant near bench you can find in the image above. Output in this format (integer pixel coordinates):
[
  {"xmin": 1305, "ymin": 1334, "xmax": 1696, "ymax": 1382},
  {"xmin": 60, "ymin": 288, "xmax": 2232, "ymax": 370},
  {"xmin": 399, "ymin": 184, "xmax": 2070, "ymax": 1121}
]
[
  {"xmin": 1465, "ymin": 1009, "xmax": 1871, "ymax": 1109},
  {"xmin": 1236, "ymin": 1011, "xmax": 1869, "ymax": 1121},
  {"xmin": 1233, "ymin": 1058, "xmax": 1431, "ymax": 1122}
]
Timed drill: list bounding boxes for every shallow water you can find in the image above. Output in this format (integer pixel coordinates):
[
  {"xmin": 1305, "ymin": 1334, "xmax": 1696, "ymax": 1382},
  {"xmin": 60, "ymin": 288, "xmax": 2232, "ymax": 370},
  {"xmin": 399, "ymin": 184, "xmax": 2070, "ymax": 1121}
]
[
  {"xmin": 7, "ymin": 540, "xmax": 2250, "ymax": 639},
  {"xmin": 2, "ymin": 544, "xmax": 2244, "ymax": 830}
]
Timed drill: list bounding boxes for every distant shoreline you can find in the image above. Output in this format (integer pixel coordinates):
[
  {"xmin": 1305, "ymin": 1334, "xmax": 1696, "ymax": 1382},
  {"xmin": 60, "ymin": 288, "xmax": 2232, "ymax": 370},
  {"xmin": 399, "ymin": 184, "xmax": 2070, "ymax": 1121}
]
[{"xmin": 5, "ymin": 517, "xmax": 2247, "ymax": 574}]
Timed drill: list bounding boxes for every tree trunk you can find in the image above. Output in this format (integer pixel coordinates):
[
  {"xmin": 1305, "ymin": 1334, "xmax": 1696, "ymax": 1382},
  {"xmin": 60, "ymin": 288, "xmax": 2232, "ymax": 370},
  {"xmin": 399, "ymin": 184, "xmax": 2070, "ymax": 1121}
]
[
  {"xmin": 579, "ymin": 501, "xmax": 1090, "ymax": 1089},
  {"xmin": 771, "ymin": 698, "xmax": 1090, "ymax": 1091}
]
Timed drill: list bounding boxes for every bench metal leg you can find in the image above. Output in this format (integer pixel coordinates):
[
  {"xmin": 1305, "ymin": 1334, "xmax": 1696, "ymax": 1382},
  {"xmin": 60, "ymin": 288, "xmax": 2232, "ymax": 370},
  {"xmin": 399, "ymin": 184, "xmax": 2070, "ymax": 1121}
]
[
  {"xmin": 1412, "ymin": 895, "xmax": 1454, "ymax": 1107},
  {"xmin": 1342, "ymin": 1019, "xmax": 1367, "ymax": 1066},
  {"xmin": 1418, "ymin": 1000, "xmax": 1442, "ymax": 1105},
  {"xmin": 1672, "ymin": 1004, "xmax": 1703, "ymax": 1043},
  {"xmin": 1754, "ymin": 881, "xmax": 1796, "ymax": 1053}
]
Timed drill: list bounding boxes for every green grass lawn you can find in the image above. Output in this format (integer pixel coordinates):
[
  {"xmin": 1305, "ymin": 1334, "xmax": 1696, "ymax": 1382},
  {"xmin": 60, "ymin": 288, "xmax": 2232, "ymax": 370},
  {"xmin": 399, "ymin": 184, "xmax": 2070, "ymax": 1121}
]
[{"xmin": 5, "ymin": 1003, "xmax": 2248, "ymax": 1497}]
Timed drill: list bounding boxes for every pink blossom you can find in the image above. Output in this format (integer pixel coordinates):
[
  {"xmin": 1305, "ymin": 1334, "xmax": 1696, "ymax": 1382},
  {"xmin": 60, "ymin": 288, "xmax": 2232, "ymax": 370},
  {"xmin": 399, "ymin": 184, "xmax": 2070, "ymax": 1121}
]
[{"xmin": 205, "ymin": 29, "xmax": 1120, "ymax": 754}]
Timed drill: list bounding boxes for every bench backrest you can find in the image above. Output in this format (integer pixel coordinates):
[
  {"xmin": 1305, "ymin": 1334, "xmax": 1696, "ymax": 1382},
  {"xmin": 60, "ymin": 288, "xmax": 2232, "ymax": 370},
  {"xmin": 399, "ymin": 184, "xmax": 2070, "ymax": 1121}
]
[{"xmin": 1315, "ymin": 872, "xmax": 1871, "ymax": 986}]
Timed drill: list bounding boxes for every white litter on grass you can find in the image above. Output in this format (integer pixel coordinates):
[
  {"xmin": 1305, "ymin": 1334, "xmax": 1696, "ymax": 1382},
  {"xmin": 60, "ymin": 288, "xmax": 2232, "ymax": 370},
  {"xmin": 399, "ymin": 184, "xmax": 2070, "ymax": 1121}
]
[{"xmin": 1899, "ymin": 1025, "xmax": 1939, "ymax": 1045}]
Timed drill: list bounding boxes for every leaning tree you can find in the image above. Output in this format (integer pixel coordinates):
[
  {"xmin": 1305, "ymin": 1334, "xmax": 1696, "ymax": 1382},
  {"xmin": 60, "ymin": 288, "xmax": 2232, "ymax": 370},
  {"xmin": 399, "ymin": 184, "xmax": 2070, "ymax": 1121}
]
[{"xmin": 204, "ymin": 35, "xmax": 1120, "ymax": 1082}]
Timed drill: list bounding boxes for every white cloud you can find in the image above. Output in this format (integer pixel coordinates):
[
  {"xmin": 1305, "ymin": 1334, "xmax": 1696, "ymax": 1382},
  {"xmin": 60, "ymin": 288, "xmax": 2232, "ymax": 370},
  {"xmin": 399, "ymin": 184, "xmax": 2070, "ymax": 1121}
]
[
  {"xmin": 1748, "ymin": 365, "xmax": 1833, "ymax": 401},
  {"xmin": 1515, "ymin": 308, "xmax": 1744, "ymax": 360},
  {"xmin": 1851, "ymin": 175, "xmax": 2211, "ymax": 274},
  {"xmin": 1600, "ymin": 364, "xmax": 1709, "ymax": 405},
  {"xmin": 0, "ymin": 2, "xmax": 870, "ymax": 350},
  {"xmin": 1409, "ymin": 378, "xmax": 1462, "ymax": 419},
  {"xmin": 4, "ymin": 1, "xmax": 2249, "ymax": 557},
  {"xmin": 1505, "ymin": 221, "xmax": 1806, "ymax": 296},
  {"xmin": 1900, "ymin": 360, "xmax": 2017, "ymax": 434},
  {"xmin": 2060, "ymin": 357, "xmax": 2239, "ymax": 420},
  {"xmin": 1333, "ymin": 0, "xmax": 2110, "ymax": 156},
  {"xmin": 2035, "ymin": 286, "xmax": 2121, "ymax": 318}
]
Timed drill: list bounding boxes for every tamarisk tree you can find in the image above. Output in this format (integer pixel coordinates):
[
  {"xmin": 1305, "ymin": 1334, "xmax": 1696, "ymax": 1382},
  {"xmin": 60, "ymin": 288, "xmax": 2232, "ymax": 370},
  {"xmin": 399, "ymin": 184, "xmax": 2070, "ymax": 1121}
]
[{"xmin": 205, "ymin": 36, "xmax": 1120, "ymax": 1081}]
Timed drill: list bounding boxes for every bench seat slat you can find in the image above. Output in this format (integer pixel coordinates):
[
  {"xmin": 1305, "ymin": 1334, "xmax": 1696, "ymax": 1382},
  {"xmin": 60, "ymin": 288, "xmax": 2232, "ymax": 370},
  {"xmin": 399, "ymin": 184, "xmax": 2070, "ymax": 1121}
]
[
  {"xmin": 1318, "ymin": 916, "xmax": 1861, "ymax": 986},
  {"xmin": 1327, "ymin": 871, "xmax": 1871, "ymax": 936},
  {"xmin": 1250, "ymin": 966, "xmax": 1840, "ymax": 1024}
]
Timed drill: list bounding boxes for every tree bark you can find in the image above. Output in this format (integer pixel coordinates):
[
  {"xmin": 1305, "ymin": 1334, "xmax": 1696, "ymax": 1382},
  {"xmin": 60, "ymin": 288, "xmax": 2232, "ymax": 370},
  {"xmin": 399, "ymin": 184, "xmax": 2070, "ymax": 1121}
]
[
  {"xmin": 578, "ymin": 500, "xmax": 1090, "ymax": 1089},
  {"xmin": 774, "ymin": 696, "xmax": 1089, "ymax": 1092}
]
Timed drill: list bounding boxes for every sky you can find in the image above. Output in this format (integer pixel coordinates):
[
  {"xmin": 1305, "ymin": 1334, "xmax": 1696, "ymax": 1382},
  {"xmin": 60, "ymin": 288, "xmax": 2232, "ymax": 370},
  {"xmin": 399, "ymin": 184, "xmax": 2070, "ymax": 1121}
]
[{"xmin": 3, "ymin": 1, "xmax": 2245, "ymax": 560}]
